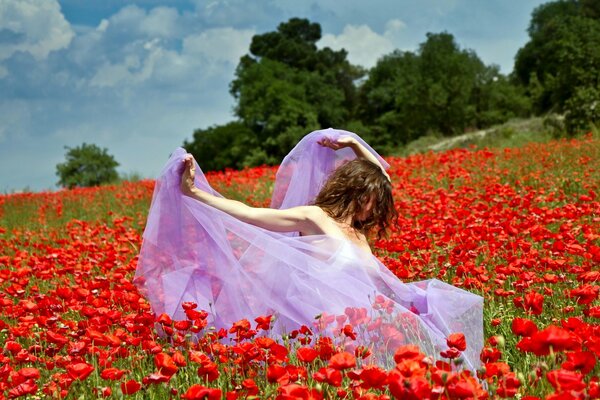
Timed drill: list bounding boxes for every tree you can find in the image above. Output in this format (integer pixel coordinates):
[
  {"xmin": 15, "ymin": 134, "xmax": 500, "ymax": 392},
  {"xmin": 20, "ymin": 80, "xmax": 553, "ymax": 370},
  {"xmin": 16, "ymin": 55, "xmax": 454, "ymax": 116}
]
[
  {"xmin": 514, "ymin": 0, "xmax": 600, "ymax": 131},
  {"xmin": 229, "ymin": 18, "xmax": 363, "ymax": 163},
  {"xmin": 358, "ymin": 32, "xmax": 528, "ymax": 144},
  {"xmin": 56, "ymin": 143, "xmax": 119, "ymax": 189},
  {"xmin": 472, "ymin": 66, "xmax": 531, "ymax": 127},
  {"xmin": 357, "ymin": 50, "xmax": 423, "ymax": 144},
  {"xmin": 185, "ymin": 18, "xmax": 364, "ymax": 172},
  {"xmin": 417, "ymin": 32, "xmax": 485, "ymax": 135}
]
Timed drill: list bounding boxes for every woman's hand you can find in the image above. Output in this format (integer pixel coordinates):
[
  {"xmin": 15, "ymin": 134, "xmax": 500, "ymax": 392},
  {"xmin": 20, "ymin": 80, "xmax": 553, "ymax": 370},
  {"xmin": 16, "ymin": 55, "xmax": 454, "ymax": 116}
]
[
  {"xmin": 181, "ymin": 154, "xmax": 196, "ymax": 196},
  {"xmin": 317, "ymin": 136, "xmax": 357, "ymax": 150},
  {"xmin": 318, "ymin": 134, "xmax": 391, "ymax": 182}
]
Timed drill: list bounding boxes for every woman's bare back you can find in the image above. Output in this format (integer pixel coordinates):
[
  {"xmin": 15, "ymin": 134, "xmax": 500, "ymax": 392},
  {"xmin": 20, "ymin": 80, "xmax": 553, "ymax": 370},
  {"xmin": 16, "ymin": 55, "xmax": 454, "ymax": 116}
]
[{"xmin": 299, "ymin": 206, "xmax": 372, "ymax": 255}]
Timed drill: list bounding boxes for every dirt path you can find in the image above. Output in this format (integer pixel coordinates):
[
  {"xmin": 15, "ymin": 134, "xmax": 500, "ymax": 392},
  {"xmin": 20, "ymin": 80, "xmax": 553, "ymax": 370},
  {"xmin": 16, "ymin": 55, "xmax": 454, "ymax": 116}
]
[{"xmin": 426, "ymin": 128, "xmax": 491, "ymax": 151}]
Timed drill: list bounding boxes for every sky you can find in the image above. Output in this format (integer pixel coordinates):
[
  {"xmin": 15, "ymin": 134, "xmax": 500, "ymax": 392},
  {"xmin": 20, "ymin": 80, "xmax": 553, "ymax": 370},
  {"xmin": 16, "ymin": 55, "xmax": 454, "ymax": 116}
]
[{"xmin": 0, "ymin": 0, "xmax": 548, "ymax": 192}]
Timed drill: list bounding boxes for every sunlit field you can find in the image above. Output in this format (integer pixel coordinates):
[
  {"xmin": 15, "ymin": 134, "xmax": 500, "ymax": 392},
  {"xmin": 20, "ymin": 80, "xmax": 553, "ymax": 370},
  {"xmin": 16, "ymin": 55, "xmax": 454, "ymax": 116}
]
[{"xmin": 0, "ymin": 135, "xmax": 598, "ymax": 399}]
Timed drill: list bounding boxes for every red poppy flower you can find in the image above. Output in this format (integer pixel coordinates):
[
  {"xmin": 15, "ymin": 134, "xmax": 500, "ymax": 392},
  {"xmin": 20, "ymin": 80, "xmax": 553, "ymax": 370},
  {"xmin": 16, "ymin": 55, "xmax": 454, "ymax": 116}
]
[
  {"xmin": 267, "ymin": 364, "xmax": 288, "ymax": 384},
  {"xmin": 255, "ymin": 315, "xmax": 272, "ymax": 331},
  {"xmin": 511, "ymin": 317, "xmax": 538, "ymax": 337},
  {"xmin": 497, "ymin": 374, "xmax": 522, "ymax": 397},
  {"xmin": 46, "ymin": 331, "xmax": 69, "ymax": 347},
  {"xmin": 440, "ymin": 347, "xmax": 461, "ymax": 359},
  {"xmin": 121, "ymin": 380, "xmax": 142, "ymax": 395},
  {"xmin": 546, "ymin": 369, "xmax": 586, "ymax": 392},
  {"xmin": 154, "ymin": 352, "xmax": 178, "ymax": 376},
  {"xmin": 296, "ymin": 347, "xmax": 318, "ymax": 363},
  {"xmin": 173, "ymin": 351, "xmax": 187, "ymax": 367},
  {"xmin": 517, "ymin": 325, "xmax": 580, "ymax": 356},
  {"xmin": 447, "ymin": 333, "xmax": 467, "ymax": 351},
  {"xmin": 174, "ymin": 320, "xmax": 192, "ymax": 331},
  {"xmin": 355, "ymin": 365, "xmax": 388, "ymax": 389},
  {"xmin": 393, "ymin": 344, "xmax": 423, "ymax": 364},
  {"xmin": 569, "ymin": 284, "xmax": 599, "ymax": 305},
  {"xmin": 354, "ymin": 345, "xmax": 372, "ymax": 360},
  {"xmin": 7, "ymin": 380, "xmax": 38, "ymax": 398},
  {"xmin": 66, "ymin": 362, "xmax": 94, "ymax": 381},
  {"xmin": 328, "ymin": 352, "xmax": 356, "ymax": 370},
  {"xmin": 278, "ymin": 383, "xmax": 323, "ymax": 400},
  {"xmin": 482, "ymin": 361, "xmax": 511, "ymax": 379},
  {"xmin": 480, "ymin": 347, "xmax": 502, "ymax": 363},
  {"xmin": 523, "ymin": 291, "xmax": 544, "ymax": 315},
  {"xmin": 313, "ymin": 367, "xmax": 342, "ymax": 387},
  {"xmin": 181, "ymin": 384, "xmax": 221, "ymax": 400},
  {"xmin": 17, "ymin": 367, "xmax": 40, "ymax": 379},
  {"xmin": 100, "ymin": 367, "xmax": 127, "ymax": 380},
  {"xmin": 197, "ymin": 359, "xmax": 219, "ymax": 382},
  {"xmin": 241, "ymin": 378, "xmax": 259, "ymax": 395},
  {"xmin": 229, "ymin": 319, "xmax": 251, "ymax": 334},
  {"xmin": 143, "ymin": 372, "xmax": 171, "ymax": 385},
  {"xmin": 341, "ymin": 324, "xmax": 357, "ymax": 340},
  {"xmin": 561, "ymin": 351, "xmax": 596, "ymax": 374},
  {"xmin": 181, "ymin": 302, "xmax": 198, "ymax": 310},
  {"xmin": 446, "ymin": 376, "xmax": 486, "ymax": 399},
  {"xmin": 156, "ymin": 313, "xmax": 172, "ymax": 325},
  {"xmin": 388, "ymin": 371, "xmax": 431, "ymax": 400}
]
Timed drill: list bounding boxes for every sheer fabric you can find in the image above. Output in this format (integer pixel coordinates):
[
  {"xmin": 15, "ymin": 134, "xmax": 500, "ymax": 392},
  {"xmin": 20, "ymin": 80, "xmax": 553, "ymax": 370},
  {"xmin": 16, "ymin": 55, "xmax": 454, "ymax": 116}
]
[{"xmin": 135, "ymin": 128, "xmax": 483, "ymax": 370}]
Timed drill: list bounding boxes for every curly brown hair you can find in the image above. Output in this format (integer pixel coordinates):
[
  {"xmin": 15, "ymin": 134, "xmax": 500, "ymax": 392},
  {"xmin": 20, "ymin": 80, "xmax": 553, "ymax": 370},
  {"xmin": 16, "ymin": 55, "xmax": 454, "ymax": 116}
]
[{"xmin": 313, "ymin": 159, "xmax": 397, "ymax": 239}]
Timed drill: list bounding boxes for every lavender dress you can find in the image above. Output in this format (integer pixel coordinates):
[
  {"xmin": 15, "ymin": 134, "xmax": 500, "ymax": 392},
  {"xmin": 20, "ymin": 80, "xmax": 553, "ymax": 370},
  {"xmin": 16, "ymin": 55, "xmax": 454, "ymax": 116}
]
[{"xmin": 135, "ymin": 128, "xmax": 483, "ymax": 370}]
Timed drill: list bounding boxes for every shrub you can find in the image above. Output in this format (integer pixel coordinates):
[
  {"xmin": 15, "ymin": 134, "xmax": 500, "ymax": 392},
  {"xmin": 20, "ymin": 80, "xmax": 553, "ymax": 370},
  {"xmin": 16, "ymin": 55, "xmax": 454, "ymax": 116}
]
[{"xmin": 56, "ymin": 143, "xmax": 119, "ymax": 189}]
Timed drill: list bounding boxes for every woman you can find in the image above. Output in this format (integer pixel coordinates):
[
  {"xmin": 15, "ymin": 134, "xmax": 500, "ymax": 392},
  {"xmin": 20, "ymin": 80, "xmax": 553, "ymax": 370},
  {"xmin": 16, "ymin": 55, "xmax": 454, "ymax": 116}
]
[
  {"xmin": 180, "ymin": 135, "xmax": 394, "ymax": 255},
  {"xmin": 136, "ymin": 128, "xmax": 483, "ymax": 369}
]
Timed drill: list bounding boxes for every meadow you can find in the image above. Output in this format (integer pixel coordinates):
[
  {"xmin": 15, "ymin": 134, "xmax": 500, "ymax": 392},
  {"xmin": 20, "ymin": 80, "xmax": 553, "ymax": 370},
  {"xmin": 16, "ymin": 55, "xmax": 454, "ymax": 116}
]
[{"xmin": 0, "ymin": 134, "xmax": 598, "ymax": 399}]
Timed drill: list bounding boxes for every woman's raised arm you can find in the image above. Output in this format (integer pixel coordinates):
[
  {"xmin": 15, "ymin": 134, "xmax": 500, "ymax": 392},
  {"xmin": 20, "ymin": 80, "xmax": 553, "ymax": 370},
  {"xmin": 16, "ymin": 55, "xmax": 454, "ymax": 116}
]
[
  {"xmin": 181, "ymin": 154, "xmax": 321, "ymax": 233},
  {"xmin": 317, "ymin": 136, "xmax": 391, "ymax": 182}
]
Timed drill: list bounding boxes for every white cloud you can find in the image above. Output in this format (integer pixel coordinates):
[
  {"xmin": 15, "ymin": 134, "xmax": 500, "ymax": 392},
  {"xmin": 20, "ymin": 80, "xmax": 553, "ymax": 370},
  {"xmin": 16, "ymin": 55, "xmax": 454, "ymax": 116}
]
[
  {"xmin": 106, "ymin": 5, "xmax": 146, "ymax": 31},
  {"xmin": 139, "ymin": 7, "xmax": 180, "ymax": 38},
  {"xmin": 182, "ymin": 27, "xmax": 254, "ymax": 64},
  {"xmin": 318, "ymin": 20, "xmax": 406, "ymax": 69},
  {"xmin": 97, "ymin": 19, "xmax": 109, "ymax": 33},
  {"xmin": 89, "ymin": 40, "xmax": 165, "ymax": 87},
  {"xmin": 87, "ymin": 22, "xmax": 254, "ymax": 88},
  {"xmin": 0, "ymin": 0, "xmax": 74, "ymax": 61},
  {"xmin": 384, "ymin": 19, "xmax": 406, "ymax": 39}
]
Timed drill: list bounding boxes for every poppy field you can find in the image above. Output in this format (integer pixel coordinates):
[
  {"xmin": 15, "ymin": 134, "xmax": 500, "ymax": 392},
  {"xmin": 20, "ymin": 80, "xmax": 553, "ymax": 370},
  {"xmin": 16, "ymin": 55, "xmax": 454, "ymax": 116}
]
[{"xmin": 0, "ymin": 135, "xmax": 599, "ymax": 399}]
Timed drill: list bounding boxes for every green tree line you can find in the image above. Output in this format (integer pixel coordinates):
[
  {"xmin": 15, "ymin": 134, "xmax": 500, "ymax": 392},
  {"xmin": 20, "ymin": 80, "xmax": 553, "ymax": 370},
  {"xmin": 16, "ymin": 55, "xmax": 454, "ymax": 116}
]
[{"xmin": 185, "ymin": 0, "xmax": 600, "ymax": 171}]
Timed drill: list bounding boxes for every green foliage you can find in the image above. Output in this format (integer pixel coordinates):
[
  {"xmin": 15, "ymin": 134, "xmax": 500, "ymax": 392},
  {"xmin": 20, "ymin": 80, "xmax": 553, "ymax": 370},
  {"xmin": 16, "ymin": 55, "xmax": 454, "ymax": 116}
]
[
  {"xmin": 358, "ymin": 50, "xmax": 424, "ymax": 144},
  {"xmin": 515, "ymin": 0, "xmax": 600, "ymax": 131},
  {"xmin": 418, "ymin": 32, "xmax": 482, "ymax": 135},
  {"xmin": 473, "ymin": 70, "xmax": 532, "ymax": 127},
  {"xmin": 185, "ymin": 18, "xmax": 364, "ymax": 172},
  {"xmin": 56, "ymin": 143, "xmax": 119, "ymax": 189},
  {"xmin": 359, "ymin": 33, "xmax": 530, "ymax": 145},
  {"xmin": 228, "ymin": 18, "xmax": 363, "ymax": 165},
  {"xmin": 564, "ymin": 85, "xmax": 600, "ymax": 133}
]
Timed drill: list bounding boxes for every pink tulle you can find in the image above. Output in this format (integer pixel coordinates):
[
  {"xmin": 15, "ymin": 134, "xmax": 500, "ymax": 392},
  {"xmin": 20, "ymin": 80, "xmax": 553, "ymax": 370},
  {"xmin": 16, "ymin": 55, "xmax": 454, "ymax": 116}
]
[{"xmin": 135, "ymin": 128, "xmax": 483, "ymax": 369}]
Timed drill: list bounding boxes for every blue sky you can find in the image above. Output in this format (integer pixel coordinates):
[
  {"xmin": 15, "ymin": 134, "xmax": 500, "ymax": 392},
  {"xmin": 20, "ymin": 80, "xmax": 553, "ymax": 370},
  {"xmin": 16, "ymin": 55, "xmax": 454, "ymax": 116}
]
[{"xmin": 0, "ymin": 0, "xmax": 548, "ymax": 192}]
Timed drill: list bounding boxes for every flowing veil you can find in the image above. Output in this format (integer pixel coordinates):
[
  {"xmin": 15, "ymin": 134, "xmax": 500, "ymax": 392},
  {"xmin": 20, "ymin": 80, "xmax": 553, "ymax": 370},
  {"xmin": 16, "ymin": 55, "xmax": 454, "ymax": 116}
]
[{"xmin": 135, "ymin": 128, "xmax": 483, "ymax": 370}]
